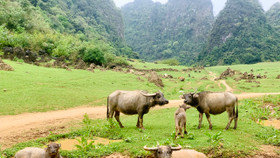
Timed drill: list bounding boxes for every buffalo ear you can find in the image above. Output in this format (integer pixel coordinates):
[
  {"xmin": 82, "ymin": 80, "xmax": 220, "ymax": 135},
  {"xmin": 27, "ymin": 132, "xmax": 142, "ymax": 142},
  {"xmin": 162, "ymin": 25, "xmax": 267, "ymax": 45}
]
[
  {"xmin": 193, "ymin": 93, "xmax": 199, "ymax": 98},
  {"xmin": 179, "ymin": 95, "xmax": 184, "ymax": 99}
]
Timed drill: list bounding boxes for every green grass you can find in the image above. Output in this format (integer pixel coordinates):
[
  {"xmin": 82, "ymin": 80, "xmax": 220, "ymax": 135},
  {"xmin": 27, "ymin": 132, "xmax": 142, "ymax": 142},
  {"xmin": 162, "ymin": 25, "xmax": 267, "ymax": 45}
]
[
  {"xmin": 0, "ymin": 60, "xmax": 160, "ymax": 115},
  {"xmin": 129, "ymin": 60, "xmax": 188, "ymax": 70},
  {"xmin": 1, "ymin": 60, "xmax": 280, "ymax": 115},
  {"xmin": 2, "ymin": 95, "xmax": 280, "ymax": 158},
  {"xmin": 206, "ymin": 62, "xmax": 280, "ymax": 93}
]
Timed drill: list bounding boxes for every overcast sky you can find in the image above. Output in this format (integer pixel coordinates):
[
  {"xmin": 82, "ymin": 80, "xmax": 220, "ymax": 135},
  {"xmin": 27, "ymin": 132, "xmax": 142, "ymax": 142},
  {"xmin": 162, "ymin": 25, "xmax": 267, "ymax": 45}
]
[{"xmin": 113, "ymin": 0, "xmax": 280, "ymax": 15}]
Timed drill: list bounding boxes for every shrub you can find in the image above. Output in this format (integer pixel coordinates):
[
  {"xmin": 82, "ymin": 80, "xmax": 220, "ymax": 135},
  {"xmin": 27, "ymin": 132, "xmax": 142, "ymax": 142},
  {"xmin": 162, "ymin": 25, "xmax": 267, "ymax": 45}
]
[
  {"xmin": 83, "ymin": 48, "xmax": 105, "ymax": 65},
  {"xmin": 158, "ymin": 58, "xmax": 180, "ymax": 66},
  {"xmin": 104, "ymin": 53, "xmax": 129, "ymax": 67}
]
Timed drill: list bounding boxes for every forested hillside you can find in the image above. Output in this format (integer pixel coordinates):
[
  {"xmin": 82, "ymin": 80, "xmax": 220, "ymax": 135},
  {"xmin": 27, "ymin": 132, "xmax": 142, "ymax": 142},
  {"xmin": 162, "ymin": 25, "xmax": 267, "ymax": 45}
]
[
  {"xmin": 0, "ymin": 0, "xmax": 136, "ymax": 66},
  {"xmin": 266, "ymin": 2, "xmax": 280, "ymax": 31},
  {"xmin": 198, "ymin": 0, "xmax": 280, "ymax": 66},
  {"xmin": 122, "ymin": 0, "xmax": 214, "ymax": 65}
]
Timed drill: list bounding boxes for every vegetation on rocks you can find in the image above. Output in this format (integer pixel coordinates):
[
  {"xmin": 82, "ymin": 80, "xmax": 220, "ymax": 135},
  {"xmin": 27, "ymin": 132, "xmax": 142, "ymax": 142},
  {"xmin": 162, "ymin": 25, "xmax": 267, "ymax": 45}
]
[
  {"xmin": 122, "ymin": 0, "xmax": 214, "ymax": 65},
  {"xmin": 198, "ymin": 0, "xmax": 280, "ymax": 66},
  {"xmin": 0, "ymin": 0, "xmax": 136, "ymax": 67},
  {"xmin": 266, "ymin": 2, "xmax": 280, "ymax": 32}
]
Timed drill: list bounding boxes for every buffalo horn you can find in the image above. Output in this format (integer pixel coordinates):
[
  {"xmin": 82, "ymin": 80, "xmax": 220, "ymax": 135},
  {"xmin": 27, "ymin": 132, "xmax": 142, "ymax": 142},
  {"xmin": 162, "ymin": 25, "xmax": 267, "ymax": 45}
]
[
  {"xmin": 141, "ymin": 92, "xmax": 157, "ymax": 97},
  {"xmin": 171, "ymin": 145, "xmax": 182, "ymax": 151},
  {"xmin": 143, "ymin": 146, "xmax": 158, "ymax": 151},
  {"xmin": 191, "ymin": 88, "xmax": 198, "ymax": 95}
]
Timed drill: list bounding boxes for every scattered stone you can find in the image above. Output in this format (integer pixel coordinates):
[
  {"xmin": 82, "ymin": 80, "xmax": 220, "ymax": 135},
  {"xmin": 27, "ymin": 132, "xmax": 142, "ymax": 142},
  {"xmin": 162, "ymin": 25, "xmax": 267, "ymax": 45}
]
[
  {"xmin": 74, "ymin": 59, "xmax": 87, "ymax": 70},
  {"xmin": 0, "ymin": 58, "xmax": 14, "ymax": 71},
  {"xmin": 163, "ymin": 73, "xmax": 173, "ymax": 79},
  {"xmin": 276, "ymin": 75, "xmax": 280, "ymax": 79},
  {"xmin": 179, "ymin": 77, "xmax": 185, "ymax": 81},
  {"xmin": 148, "ymin": 71, "xmax": 164, "ymax": 87},
  {"xmin": 200, "ymin": 76, "xmax": 208, "ymax": 80}
]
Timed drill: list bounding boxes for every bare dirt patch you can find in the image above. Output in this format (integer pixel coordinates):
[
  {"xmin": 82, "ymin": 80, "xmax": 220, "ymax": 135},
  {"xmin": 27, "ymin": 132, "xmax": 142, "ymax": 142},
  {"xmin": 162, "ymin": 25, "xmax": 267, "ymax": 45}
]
[
  {"xmin": 57, "ymin": 137, "xmax": 121, "ymax": 151},
  {"xmin": 102, "ymin": 153, "xmax": 130, "ymax": 158},
  {"xmin": 259, "ymin": 119, "xmax": 280, "ymax": 129},
  {"xmin": 251, "ymin": 145, "xmax": 280, "ymax": 158}
]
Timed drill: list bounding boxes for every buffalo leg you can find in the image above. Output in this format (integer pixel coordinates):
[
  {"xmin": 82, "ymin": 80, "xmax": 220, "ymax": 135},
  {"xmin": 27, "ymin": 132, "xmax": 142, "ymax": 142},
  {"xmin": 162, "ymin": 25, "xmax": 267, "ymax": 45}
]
[
  {"xmin": 114, "ymin": 111, "xmax": 124, "ymax": 128},
  {"xmin": 184, "ymin": 122, "xmax": 187, "ymax": 134},
  {"xmin": 108, "ymin": 109, "xmax": 115, "ymax": 119},
  {"xmin": 233, "ymin": 114, "xmax": 238, "ymax": 129},
  {"xmin": 136, "ymin": 116, "xmax": 140, "ymax": 128},
  {"xmin": 175, "ymin": 126, "xmax": 179, "ymax": 138},
  {"xmin": 180, "ymin": 125, "xmax": 184, "ymax": 138},
  {"xmin": 175, "ymin": 119, "xmax": 179, "ymax": 138},
  {"xmin": 225, "ymin": 109, "xmax": 234, "ymax": 130},
  {"xmin": 138, "ymin": 114, "xmax": 145, "ymax": 129},
  {"xmin": 198, "ymin": 112, "xmax": 203, "ymax": 129},
  {"xmin": 205, "ymin": 113, "xmax": 212, "ymax": 130}
]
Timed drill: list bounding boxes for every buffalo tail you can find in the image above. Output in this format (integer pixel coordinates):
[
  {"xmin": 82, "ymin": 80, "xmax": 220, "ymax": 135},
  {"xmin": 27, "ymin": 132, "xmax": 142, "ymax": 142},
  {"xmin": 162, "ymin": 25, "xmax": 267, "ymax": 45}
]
[
  {"xmin": 235, "ymin": 98, "xmax": 238, "ymax": 118},
  {"xmin": 107, "ymin": 96, "xmax": 109, "ymax": 119}
]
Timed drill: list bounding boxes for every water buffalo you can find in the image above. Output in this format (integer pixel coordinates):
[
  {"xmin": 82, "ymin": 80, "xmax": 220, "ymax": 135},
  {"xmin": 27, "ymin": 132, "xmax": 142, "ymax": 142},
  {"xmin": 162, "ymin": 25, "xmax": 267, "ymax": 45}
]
[
  {"xmin": 144, "ymin": 145, "xmax": 181, "ymax": 158},
  {"xmin": 107, "ymin": 90, "xmax": 169, "ymax": 128},
  {"xmin": 174, "ymin": 104, "xmax": 190, "ymax": 138},
  {"xmin": 181, "ymin": 91, "xmax": 238, "ymax": 130}
]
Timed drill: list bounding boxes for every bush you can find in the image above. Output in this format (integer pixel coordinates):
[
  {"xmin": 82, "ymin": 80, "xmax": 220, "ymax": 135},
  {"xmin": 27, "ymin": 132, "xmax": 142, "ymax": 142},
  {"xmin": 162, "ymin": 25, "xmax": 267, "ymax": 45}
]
[
  {"xmin": 158, "ymin": 58, "xmax": 180, "ymax": 66},
  {"xmin": 83, "ymin": 48, "xmax": 105, "ymax": 65},
  {"xmin": 104, "ymin": 53, "xmax": 129, "ymax": 67}
]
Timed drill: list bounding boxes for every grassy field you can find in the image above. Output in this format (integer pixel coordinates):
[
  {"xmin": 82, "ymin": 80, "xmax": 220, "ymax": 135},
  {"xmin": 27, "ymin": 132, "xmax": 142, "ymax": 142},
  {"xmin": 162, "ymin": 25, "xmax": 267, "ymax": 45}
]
[
  {"xmin": 206, "ymin": 62, "xmax": 280, "ymax": 93},
  {"xmin": 0, "ymin": 60, "xmax": 279, "ymax": 115},
  {"xmin": 2, "ymin": 95, "xmax": 280, "ymax": 157},
  {"xmin": 0, "ymin": 60, "xmax": 160, "ymax": 115},
  {"xmin": 1, "ymin": 60, "xmax": 280, "ymax": 157}
]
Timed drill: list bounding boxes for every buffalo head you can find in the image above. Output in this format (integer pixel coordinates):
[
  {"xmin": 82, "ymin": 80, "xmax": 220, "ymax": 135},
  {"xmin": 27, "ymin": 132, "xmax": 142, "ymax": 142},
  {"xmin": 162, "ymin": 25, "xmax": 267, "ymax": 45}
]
[
  {"xmin": 141, "ymin": 91, "xmax": 169, "ymax": 105},
  {"xmin": 144, "ymin": 145, "xmax": 181, "ymax": 158},
  {"xmin": 46, "ymin": 142, "xmax": 61, "ymax": 156},
  {"xmin": 182, "ymin": 89, "xmax": 198, "ymax": 107}
]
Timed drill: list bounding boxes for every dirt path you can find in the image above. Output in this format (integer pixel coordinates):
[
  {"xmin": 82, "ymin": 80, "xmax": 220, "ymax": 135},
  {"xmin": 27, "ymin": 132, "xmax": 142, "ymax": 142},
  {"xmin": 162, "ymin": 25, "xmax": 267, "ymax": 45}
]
[
  {"xmin": 1, "ymin": 91, "xmax": 280, "ymax": 150},
  {"xmin": 1, "ymin": 71, "xmax": 280, "ymax": 150}
]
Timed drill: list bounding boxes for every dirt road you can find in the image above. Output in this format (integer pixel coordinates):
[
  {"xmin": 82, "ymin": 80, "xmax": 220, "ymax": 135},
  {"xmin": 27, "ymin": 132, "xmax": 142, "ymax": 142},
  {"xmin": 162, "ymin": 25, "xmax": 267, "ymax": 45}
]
[{"xmin": 1, "ymin": 92, "xmax": 280, "ymax": 149}]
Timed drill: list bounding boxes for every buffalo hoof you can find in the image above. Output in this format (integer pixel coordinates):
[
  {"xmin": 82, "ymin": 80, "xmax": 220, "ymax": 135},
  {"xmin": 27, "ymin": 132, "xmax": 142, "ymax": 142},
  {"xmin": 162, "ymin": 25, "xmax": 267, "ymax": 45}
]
[
  {"xmin": 180, "ymin": 136, "xmax": 184, "ymax": 138},
  {"xmin": 184, "ymin": 131, "xmax": 188, "ymax": 134}
]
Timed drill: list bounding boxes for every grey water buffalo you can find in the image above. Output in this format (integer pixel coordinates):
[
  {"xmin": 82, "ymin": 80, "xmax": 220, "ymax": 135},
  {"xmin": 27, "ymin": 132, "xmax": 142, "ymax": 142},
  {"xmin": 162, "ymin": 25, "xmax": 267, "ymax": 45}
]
[
  {"xmin": 144, "ymin": 145, "xmax": 181, "ymax": 158},
  {"xmin": 174, "ymin": 104, "xmax": 190, "ymax": 138},
  {"xmin": 15, "ymin": 142, "xmax": 62, "ymax": 158},
  {"xmin": 182, "ymin": 91, "xmax": 238, "ymax": 130},
  {"xmin": 107, "ymin": 90, "xmax": 169, "ymax": 128}
]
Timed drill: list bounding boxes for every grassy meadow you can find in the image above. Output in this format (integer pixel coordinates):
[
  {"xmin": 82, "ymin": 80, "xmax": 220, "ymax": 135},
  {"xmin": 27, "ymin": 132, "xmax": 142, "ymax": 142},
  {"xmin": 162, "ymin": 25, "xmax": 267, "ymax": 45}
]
[
  {"xmin": 2, "ymin": 95, "xmax": 280, "ymax": 157},
  {"xmin": 0, "ymin": 60, "xmax": 280, "ymax": 157},
  {"xmin": 1, "ymin": 60, "xmax": 279, "ymax": 115}
]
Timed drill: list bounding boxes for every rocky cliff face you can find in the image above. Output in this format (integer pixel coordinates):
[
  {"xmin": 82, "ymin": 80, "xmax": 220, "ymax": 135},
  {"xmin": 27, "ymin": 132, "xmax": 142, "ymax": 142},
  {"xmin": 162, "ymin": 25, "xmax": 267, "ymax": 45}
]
[
  {"xmin": 122, "ymin": 0, "xmax": 214, "ymax": 65},
  {"xmin": 30, "ymin": 0, "xmax": 125, "ymax": 45},
  {"xmin": 198, "ymin": 0, "xmax": 280, "ymax": 66},
  {"xmin": 266, "ymin": 2, "xmax": 280, "ymax": 32}
]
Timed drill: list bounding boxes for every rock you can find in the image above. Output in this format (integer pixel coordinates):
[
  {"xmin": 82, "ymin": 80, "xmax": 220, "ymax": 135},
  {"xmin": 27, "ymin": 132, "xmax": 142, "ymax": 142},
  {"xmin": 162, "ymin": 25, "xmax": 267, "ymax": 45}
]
[
  {"xmin": 0, "ymin": 58, "xmax": 14, "ymax": 71},
  {"xmin": 148, "ymin": 71, "xmax": 164, "ymax": 87},
  {"xmin": 179, "ymin": 77, "xmax": 185, "ymax": 81},
  {"xmin": 74, "ymin": 59, "xmax": 87, "ymax": 70}
]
